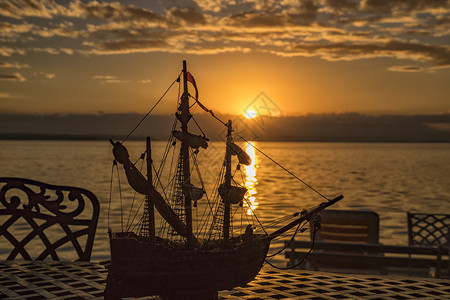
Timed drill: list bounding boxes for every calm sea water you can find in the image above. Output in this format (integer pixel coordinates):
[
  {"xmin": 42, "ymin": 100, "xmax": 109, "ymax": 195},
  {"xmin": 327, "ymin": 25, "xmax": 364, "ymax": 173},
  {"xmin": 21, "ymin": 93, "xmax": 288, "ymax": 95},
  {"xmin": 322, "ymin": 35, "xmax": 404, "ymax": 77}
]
[{"xmin": 1, "ymin": 140, "xmax": 449, "ymax": 263}]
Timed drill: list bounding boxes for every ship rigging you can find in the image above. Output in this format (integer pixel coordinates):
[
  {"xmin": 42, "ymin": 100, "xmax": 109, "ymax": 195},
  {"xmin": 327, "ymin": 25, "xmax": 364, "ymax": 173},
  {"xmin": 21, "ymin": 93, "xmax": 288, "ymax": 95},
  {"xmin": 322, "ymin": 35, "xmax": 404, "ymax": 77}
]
[{"xmin": 105, "ymin": 61, "xmax": 343, "ymax": 300}]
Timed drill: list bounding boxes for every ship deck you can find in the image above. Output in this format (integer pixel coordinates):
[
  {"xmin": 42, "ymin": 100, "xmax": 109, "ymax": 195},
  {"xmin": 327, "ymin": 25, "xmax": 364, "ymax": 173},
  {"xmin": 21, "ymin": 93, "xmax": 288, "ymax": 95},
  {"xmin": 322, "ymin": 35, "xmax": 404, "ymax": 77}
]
[{"xmin": 1, "ymin": 260, "xmax": 449, "ymax": 299}]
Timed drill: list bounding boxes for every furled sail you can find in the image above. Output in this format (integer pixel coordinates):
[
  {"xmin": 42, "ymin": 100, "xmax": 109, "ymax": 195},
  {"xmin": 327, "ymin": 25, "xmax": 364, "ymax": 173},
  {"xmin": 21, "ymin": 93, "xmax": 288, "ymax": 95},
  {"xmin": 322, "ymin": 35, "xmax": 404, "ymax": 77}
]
[
  {"xmin": 111, "ymin": 141, "xmax": 199, "ymax": 245},
  {"xmin": 218, "ymin": 184, "xmax": 248, "ymax": 205},
  {"xmin": 173, "ymin": 131, "xmax": 208, "ymax": 149},
  {"xmin": 182, "ymin": 183, "xmax": 205, "ymax": 201},
  {"xmin": 227, "ymin": 142, "xmax": 252, "ymax": 165},
  {"xmin": 227, "ymin": 186, "xmax": 248, "ymax": 204}
]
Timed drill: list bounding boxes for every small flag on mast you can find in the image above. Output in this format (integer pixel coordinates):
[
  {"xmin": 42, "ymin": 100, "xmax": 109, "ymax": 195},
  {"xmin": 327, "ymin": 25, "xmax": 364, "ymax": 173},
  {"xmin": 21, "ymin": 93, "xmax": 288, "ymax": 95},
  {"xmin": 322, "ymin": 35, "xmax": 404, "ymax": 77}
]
[
  {"xmin": 186, "ymin": 72, "xmax": 198, "ymax": 100},
  {"xmin": 186, "ymin": 72, "xmax": 211, "ymax": 114}
]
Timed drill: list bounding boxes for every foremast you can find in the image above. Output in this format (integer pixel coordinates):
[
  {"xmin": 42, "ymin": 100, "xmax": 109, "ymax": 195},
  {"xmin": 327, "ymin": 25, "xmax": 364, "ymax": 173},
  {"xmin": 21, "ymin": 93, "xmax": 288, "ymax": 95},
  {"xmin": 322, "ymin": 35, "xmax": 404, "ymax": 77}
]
[{"xmin": 145, "ymin": 137, "xmax": 156, "ymax": 243}]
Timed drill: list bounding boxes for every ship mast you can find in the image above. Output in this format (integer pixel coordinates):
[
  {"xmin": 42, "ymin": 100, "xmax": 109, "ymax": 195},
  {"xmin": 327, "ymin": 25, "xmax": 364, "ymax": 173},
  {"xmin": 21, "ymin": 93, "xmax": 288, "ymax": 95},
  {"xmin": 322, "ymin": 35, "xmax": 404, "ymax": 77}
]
[
  {"xmin": 146, "ymin": 136, "xmax": 156, "ymax": 243},
  {"xmin": 223, "ymin": 120, "xmax": 233, "ymax": 242},
  {"xmin": 179, "ymin": 60, "xmax": 194, "ymax": 245}
]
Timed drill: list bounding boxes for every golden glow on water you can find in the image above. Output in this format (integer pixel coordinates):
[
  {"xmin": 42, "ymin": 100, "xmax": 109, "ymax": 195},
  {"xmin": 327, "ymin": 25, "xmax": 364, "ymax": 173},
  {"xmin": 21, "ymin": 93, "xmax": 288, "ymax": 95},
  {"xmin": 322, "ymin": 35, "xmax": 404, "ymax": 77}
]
[{"xmin": 244, "ymin": 142, "xmax": 258, "ymax": 215}]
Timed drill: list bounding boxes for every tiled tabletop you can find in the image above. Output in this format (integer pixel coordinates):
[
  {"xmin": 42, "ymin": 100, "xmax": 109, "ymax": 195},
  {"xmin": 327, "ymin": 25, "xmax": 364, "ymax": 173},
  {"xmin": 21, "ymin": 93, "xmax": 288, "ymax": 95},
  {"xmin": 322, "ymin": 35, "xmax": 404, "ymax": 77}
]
[{"xmin": 1, "ymin": 261, "xmax": 449, "ymax": 299}]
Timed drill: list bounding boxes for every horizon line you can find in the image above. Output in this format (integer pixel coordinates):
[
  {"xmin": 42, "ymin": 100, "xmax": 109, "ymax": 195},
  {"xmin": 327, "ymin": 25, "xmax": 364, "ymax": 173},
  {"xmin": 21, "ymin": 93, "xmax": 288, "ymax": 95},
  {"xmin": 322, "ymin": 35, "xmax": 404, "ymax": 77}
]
[
  {"xmin": 1, "ymin": 133, "xmax": 449, "ymax": 143},
  {"xmin": 1, "ymin": 111, "xmax": 450, "ymax": 117}
]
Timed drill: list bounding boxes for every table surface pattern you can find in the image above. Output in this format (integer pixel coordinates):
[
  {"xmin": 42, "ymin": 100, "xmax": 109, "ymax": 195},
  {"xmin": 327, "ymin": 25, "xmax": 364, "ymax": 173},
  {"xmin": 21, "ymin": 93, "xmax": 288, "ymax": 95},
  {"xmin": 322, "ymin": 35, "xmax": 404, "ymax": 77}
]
[{"xmin": 1, "ymin": 261, "xmax": 449, "ymax": 299}]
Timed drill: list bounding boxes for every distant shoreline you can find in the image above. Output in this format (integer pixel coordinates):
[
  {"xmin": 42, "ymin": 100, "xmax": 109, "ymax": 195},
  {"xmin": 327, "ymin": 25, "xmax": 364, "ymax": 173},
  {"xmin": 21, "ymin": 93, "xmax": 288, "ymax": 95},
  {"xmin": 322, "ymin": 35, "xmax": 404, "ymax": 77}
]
[
  {"xmin": 1, "ymin": 134, "xmax": 448, "ymax": 143},
  {"xmin": 1, "ymin": 112, "xmax": 449, "ymax": 143}
]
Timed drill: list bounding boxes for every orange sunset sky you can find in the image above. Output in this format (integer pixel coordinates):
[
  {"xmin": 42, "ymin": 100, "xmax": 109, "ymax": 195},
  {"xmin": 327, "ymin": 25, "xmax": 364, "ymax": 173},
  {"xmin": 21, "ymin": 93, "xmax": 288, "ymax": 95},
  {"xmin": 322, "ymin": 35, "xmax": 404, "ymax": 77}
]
[{"xmin": 0, "ymin": 0, "xmax": 449, "ymax": 117}]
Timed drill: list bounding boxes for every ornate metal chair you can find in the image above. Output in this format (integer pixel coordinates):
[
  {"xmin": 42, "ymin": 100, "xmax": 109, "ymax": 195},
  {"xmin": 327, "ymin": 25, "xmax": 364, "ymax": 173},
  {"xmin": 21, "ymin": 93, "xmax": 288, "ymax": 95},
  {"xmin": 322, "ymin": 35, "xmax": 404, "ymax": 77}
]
[
  {"xmin": 407, "ymin": 212, "xmax": 450, "ymax": 277},
  {"xmin": 0, "ymin": 177, "xmax": 99, "ymax": 261}
]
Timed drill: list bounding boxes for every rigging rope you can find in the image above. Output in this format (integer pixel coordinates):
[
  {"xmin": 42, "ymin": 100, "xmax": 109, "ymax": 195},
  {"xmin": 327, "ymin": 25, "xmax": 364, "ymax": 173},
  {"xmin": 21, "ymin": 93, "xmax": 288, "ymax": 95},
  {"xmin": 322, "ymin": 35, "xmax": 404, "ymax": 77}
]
[
  {"xmin": 108, "ymin": 162, "xmax": 115, "ymax": 229},
  {"xmin": 191, "ymin": 149, "xmax": 214, "ymax": 237},
  {"xmin": 264, "ymin": 220, "xmax": 320, "ymax": 270},
  {"xmin": 131, "ymin": 214, "xmax": 145, "ymax": 233},
  {"xmin": 125, "ymin": 156, "xmax": 145, "ymax": 232},
  {"xmin": 263, "ymin": 213, "xmax": 300, "ymax": 230},
  {"xmin": 116, "ymin": 162, "xmax": 124, "ymax": 232},
  {"xmin": 193, "ymin": 98, "xmax": 330, "ymax": 201},
  {"xmin": 122, "ymin": 73, "xmax": 181, "ymax": 143},
  {"xmin": 244, "ymin": 197, "xmax": 268, "ymax": 235},
  {"xmin": 191, "ymin": 116, "xmax": 207, "ymax": 137},
  {"xmin": 189, "ymin": 94, "xmax": 227, "ymax": 126},
  {"xmin": 152, "ymin": 163, "xmax": 171, "ymax": 205},
  {"xmin": 128, "ymin": 195, "xmax": 145, "ymax": 233},
  {"xmin": 237, "ymin": 136, "xmax": 330, "ymax": 201},
  {"xmin": 266, "ymin": 221, "xmax": 306, "ymax": 258}
]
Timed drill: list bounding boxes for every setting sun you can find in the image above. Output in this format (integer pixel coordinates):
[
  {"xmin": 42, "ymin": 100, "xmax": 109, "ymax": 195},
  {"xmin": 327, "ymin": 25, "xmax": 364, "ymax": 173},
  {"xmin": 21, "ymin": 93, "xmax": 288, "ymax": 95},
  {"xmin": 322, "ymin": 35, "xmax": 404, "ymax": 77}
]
[{"xmin": 245, "ymin": 109, "xmax": 258, "ymax": 119}]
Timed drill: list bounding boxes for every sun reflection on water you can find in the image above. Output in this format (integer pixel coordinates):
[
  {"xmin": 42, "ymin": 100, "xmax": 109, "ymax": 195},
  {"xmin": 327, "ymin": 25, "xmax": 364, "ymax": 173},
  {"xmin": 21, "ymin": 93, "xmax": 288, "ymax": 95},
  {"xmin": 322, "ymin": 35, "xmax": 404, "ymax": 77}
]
[{"xmin": 244, "ymin": 142, "xmax": 258, "ymax": 215}]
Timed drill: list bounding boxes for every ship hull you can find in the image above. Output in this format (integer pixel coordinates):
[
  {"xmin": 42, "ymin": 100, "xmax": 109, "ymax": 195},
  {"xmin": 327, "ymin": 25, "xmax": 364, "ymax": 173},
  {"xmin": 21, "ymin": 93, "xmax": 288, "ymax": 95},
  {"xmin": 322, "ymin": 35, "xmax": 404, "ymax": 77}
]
[{"xmin": 105, "ymin": 232, "xmax": 271, "ymax": 299}]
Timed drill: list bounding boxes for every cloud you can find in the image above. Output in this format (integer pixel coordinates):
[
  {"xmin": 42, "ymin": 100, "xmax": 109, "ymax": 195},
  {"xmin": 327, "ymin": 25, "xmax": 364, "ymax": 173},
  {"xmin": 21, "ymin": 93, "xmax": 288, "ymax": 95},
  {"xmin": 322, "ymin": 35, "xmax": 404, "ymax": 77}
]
[
  {"xmin": 362, "ymin": 0, "xmax": 448, "ymax": 13},
  {"xmin": 298, "ymin": 0, "xmax": 319, "ymax": 19},
  {"xmin": 388, "ymin": 65, "xmax": 424, "ymax": 72},
  {"xmin": 289, "ymin": 39, "xmax": 450, "ymax": 66},
  {"xmin": 59, "ymin": 48, "xmax": 74, "ymax": 55},
  {"xmin": 0, "ymin": 21, "xmax": 34, "ymax": 38},
  {"xmin": 31, "ymin": 47, "xmax": 60, "ymax": 55},
  {"xmin": 0, "ymin": 73, "xmax": 26, "ymax": 82},
  {"xmin": 93, "ymin": 75, "xmax": 128, "ymax": 84},
  {"xmin": 88, "ymin": 38, "xmax": 169, "ymax": 55},
  {"xmin": 0, "ymin": 0, "xmax": 65, "ymax": 19},
  {"xmin": 225, "ymin": 12, "xmax": 286, "ymax": 27},
  {"xmin": 31, "ymin": 21, "xmax": 85, "ymax": 39},
  {"xmin": 0, "ymin": 0, "xmax": 448, "ymax": 70},
  {"xmin": 34, "ymin": 71, "xmax": 55, "ymax": 79},
  {"xmin": 325, "ymin": 0, "xmax": 360, "ymax": 11},
  {"xmin": 0, "ymin": 46, "xmax": 26, "ymax": 57},
  {"xmin": 168, "ymin": 7, "xmax": 207, "ymax": 25},
  {"xmin": 93, "ymin": 75, "xmax": 117, "ymax": 80},
  {"xmin": 68, "ymin": 1, "xmax": 168, "ymax": 26},
  {"xmin": 0, "ymin": 61, "xmax": 30, "ymax": 68}
]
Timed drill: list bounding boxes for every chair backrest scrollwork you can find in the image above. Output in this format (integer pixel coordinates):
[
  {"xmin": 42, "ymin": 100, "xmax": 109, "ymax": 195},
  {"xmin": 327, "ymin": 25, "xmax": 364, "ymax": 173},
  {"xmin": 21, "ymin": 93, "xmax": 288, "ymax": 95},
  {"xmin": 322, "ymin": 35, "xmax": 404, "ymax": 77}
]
[{"xmin": 0, "ymin": 177, "xmax": 99, "ymax": 261}]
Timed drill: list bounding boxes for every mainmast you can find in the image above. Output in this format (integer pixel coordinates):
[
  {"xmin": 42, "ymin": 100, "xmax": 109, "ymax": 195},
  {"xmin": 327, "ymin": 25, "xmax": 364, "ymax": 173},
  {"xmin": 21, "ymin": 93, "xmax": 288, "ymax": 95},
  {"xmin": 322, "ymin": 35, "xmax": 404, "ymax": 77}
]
[{"xmin": 179, "ymin": 60, "xmax": 194, "ymax": 245}]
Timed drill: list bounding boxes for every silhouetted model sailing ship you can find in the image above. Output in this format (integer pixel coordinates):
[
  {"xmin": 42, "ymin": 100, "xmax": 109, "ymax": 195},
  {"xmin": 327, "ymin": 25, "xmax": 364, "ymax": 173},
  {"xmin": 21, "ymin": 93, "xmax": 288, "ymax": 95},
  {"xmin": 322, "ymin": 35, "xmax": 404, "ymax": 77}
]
[{"xmin": 105, "ymin": 61, "xmax": 343, "ymax": 299}]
